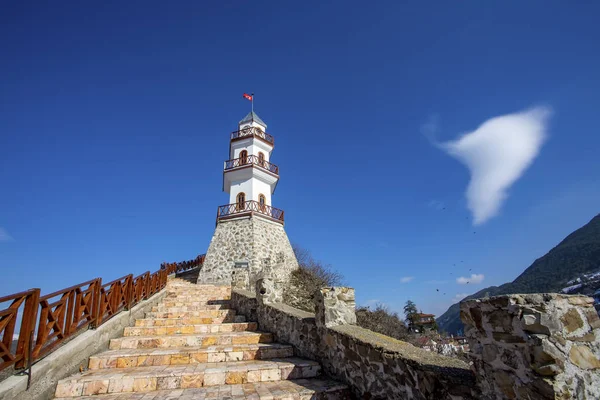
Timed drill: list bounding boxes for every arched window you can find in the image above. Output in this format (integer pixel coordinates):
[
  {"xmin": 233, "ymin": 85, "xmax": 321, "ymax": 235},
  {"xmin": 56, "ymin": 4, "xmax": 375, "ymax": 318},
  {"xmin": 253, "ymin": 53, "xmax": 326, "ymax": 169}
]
[
  {"xmin": 259, "ymin": 194, "xmax": 266, "ymax": 211},
  {"xmin": 258, "ymin": 152, "xmax": 265, "ymax": 167},
  {"xmin": 236, "ymin": 192, "xmax": 246, "ymax": 211},
  {"xmin": 239, "ymin": 150, "xmax": 248, "ymax": 165}
]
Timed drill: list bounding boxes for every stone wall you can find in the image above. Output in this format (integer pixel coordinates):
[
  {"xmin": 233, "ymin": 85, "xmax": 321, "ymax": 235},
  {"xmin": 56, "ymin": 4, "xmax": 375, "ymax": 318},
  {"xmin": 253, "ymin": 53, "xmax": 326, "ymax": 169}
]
[
  {"xmin": 231, "ymin": 279, "xmax": 478, "ymax": 399},
  {"xmin": 461, "ymin": 294, "xmax": 600, "ymax": 400},
  {"xmin": 200, "ymin": 216, "xmax": 298, "ymax": 289}
]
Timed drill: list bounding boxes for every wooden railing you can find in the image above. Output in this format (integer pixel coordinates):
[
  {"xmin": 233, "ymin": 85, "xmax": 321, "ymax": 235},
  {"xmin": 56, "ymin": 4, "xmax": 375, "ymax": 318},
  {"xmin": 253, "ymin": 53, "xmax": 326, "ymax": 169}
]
[
  {"xmin": 224, "ymin": 154, "xmax": 279, "ymax": 175},
  {"xmin": 161, "ymin": 254, "xmax": 205, "ymax": 275},
  {"xmin": 230, "ymin": 126, "xmax": 274, "ymax": 145},
  {"xmin": 0, "ymin": 263, "xmax": 174, "ymax": 375},
  {"xmin": 217, "ymin": 200, "xmax": 284, "ymax": 223},
  {"xmin": 32, "ymin": 279, "xmax": 100, "ymax": 362},
  {"xmin": 0, "ymin": 290, "xmax": 39, "ymax": 371}
]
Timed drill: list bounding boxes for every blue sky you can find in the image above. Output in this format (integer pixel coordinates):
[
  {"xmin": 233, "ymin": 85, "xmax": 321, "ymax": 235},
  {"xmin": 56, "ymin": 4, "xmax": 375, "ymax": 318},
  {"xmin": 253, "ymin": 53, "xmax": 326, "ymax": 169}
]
[{"xmin": 1, "ymin": 1, "xmax": 599, "ymax": 317}]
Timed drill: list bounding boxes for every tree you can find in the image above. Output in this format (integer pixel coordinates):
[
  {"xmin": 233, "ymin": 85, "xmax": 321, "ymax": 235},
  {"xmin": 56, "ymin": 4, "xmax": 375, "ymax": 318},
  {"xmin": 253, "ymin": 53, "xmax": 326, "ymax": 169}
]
[{"xmin": 403, "ymin": 300, "xmax": 418, "ymax": 323}]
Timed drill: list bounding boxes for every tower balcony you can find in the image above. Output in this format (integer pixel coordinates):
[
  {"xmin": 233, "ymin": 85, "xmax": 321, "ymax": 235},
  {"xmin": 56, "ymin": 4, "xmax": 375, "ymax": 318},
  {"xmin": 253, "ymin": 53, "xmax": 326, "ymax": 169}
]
[
  {"xmin": 217, "ymin": 200, "xmax": 284, "ymax": 224},
  {"xmin": 230, "ymin": 126, "xmax": 274, "ymax": 146},
  {"xmin": 224, "ymin": 154, "xmax": 279, "ymax": 175}
]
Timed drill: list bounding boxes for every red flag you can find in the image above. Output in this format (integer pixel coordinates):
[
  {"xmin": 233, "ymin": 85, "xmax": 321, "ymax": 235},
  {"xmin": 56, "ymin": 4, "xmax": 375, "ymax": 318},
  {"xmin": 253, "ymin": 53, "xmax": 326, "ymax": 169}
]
[{"xmin": 243, "ymin": 93, "xmax": 253, "ymax": 101}]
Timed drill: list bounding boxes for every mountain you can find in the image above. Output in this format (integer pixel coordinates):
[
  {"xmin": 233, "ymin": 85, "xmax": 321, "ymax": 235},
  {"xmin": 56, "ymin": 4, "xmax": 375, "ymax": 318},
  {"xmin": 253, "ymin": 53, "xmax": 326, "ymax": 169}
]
[{"xmin": 437, "ymin": 213, "xmax": 600, "ymax": 335}]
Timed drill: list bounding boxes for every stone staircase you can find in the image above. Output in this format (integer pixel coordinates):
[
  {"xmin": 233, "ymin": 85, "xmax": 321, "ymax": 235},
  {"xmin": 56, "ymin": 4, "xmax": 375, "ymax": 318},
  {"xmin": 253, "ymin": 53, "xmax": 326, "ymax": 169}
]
[{"xmin": 53, "ymin": 278, "xmax": 350, "ymax": 399}]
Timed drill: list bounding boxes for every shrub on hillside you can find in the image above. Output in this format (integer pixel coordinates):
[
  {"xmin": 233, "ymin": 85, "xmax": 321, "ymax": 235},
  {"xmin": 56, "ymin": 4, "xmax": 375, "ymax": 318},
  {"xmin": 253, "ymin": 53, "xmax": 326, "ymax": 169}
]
[
  {"xmin": 284, "ymin": 245, "xmax": 409, "ymax": 343},
  {"xmin": 283, "ymin": 244, "xmax": 343, "ymax": 312},
  {"xmin": 356, "ymin": 304, "xmax": 409, "ymax": 341}
]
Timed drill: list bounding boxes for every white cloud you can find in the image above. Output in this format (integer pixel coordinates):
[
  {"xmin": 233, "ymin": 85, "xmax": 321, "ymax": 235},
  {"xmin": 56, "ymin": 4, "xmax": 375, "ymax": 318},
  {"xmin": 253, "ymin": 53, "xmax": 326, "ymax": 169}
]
[
  {"xmin": 400, "ymin": 276, "xmax": 414, "ymax": 283},
  {"xmin": 0, "ymin": 228, "xmax": 13, "ymax": 242},
  {"xmin": 437, "ymin": 106, "xmax": 551, "ymax": 225},
  {"xmin": 452, "ymin": 293, "xmax": 469, "ymax": 303},
  {"xmin": 456, "ymin": 274, "xmax": 485, "ymax": 285}
]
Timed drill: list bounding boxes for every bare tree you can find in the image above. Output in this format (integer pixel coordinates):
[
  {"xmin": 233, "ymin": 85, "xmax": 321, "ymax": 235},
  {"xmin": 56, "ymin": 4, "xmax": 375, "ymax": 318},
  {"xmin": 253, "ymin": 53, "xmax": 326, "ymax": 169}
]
[
  {"xmin": 356, "ymin": 304, "xmax": 409, "ymax": 341},
  {"xmin": 283, "ymin": 244, "xmax": 343, "ymax": 311}
]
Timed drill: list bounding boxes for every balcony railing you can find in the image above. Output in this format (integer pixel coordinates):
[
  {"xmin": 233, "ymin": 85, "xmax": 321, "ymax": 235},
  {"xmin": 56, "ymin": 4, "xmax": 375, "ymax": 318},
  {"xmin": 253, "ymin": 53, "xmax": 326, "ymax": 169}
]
[
  {"xmin": 224, "ymin": 155, "xmax": 279, "ymax": 175},
  {"xmin": 230, "ymin": 126, "xmax": 274, "ymax": 145},
  {"xmin": 217, "ymin": 200, "xmax": 284, "ymax": 223}
]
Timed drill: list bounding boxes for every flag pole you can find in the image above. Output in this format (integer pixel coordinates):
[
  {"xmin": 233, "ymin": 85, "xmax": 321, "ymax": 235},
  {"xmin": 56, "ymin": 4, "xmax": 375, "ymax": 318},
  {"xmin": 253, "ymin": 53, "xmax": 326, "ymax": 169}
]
[{"xmin": 251, "ymin": 93, "xmax": 254, "ymax": 113}]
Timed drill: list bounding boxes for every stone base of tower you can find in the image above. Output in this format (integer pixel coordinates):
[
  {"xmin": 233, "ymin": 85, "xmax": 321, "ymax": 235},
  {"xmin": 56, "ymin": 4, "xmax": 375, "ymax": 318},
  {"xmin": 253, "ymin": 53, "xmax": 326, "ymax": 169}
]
[{"xmin": 199, "ymin": 215, "xmax": 299, "ymax": 289}]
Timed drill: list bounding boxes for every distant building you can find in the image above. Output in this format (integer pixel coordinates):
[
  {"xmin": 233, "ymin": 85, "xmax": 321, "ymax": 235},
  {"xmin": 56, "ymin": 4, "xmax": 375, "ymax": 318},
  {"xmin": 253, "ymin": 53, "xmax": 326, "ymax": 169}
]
[{"xmin": 409, "ymin": 313, "xmax": 437, "ymax": 333}]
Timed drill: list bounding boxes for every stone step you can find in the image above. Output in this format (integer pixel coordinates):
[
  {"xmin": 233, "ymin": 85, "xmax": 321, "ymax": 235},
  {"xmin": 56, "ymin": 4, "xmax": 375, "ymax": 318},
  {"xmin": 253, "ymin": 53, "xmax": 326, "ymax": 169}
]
[
  {"xmin": 166, "ymin": 287, "xmax": 231, "ymax": 292},
  {"xmin": 89, "ymin": 343, "xmax": 294, "ymax": 369},
  {"xmin": 151, "ymin": 304, "xmax": 231, "ymax": 312},
  {"xmin": 145, "ymin": 309, "xmax": 238, "ymax": 319},
  {"xmin": 123, "ymin": 322, "xmax": 257, "ymax": 337},
  {"xmin": 54, "ymin": 358, "xmax": 322, "ymax": 397},
  {"xmin": 159, "ymin": 300, "xmax": 231, "ymax": 307},
  {"xmin": 160, "ymin": 296, "xmax": 231, "ymax": 306},
  {"xmin": 54, "ymin": 378, "xmax": 351, "ymax": 399},
  {"xmin": 135, "ymin": 314, "xmax": 245, "ymax": 327},
  {"xmin": 164, "ymin": 291, "xmax": 230, "ymax": 296},
  {"xmin": 109, "ymin": 331, "xmax": 274, "ymax": 350}
]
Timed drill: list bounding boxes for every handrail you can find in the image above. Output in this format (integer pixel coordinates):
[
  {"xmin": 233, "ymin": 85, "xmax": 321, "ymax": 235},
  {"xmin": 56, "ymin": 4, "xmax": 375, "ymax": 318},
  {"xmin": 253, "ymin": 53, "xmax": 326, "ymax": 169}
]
[
  {"xmin": 32, "ymin": 278, "xmax": 101, "ymax": 361},
  {"xmin": 0, "ymin": 255, "xmax": 188, "ymax": 375},
  {"xmin": 0, "ymin": 289, "xmax": 40, "ymax": 370},
  {"xmin": 230, "ymin": 126, "xmax": 274, "ymax": 145},
  {"xmin": 224, "ymin": 154, "xmax": 279, "ymax": 175},
  {"xmin": 161, "ymin": 254, "xmax": 205, "ymax": 275},
  {"xmin": 217, "ymin": 200, "xmax": 284, "ymax": 223},
  {"xmin": 97, "ymin": 275, "xmax": 132, "ymax": 325}
]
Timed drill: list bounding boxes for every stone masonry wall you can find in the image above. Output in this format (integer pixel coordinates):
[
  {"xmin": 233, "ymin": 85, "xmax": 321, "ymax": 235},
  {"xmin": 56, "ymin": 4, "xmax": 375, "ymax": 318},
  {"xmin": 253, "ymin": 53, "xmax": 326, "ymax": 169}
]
[
  {"xmin": 200, "ymin": 216, "xmax": 299, "ymax": 288},
  {"xmin": 461, "ymin": 294, "xmax": 600, "ymax": 400},
  {"xmin": 231, "ymin": 279, "xmax": 478, "ymax": 400}
]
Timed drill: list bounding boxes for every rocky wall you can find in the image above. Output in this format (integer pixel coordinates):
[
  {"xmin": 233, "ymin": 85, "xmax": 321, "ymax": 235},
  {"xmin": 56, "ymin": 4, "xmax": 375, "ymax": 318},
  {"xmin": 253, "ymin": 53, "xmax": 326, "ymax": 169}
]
[
  {"xmin": 231, "ymin": 281, "xmax": 320, "ymax": 361},
  {"xmin": 232, "ymin": 280, "xmax": 478, "ymax": 399},
  {"xmin": 461, "ymin": 294, "xmax": 600, "ymax": 400},
  {"xmin": 200, "ymin": 216, "xmax": 298, "ymax": 288}
]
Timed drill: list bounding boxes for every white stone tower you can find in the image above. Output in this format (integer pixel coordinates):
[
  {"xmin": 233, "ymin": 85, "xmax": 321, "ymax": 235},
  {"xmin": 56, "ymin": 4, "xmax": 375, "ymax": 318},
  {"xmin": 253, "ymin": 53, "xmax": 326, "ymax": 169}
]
[
  {"xmin": 223, "ymin": 112, "xmax": 279, "ymax": 214},
  {"xmin": 199, "ymin": 111, "xmax": 299, "ymax": 288}
]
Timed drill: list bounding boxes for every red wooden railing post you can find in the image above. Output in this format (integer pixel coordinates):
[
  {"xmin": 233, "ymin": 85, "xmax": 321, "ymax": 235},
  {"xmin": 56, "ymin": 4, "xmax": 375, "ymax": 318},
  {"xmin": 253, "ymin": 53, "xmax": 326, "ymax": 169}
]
[
  {"xmin": 125, "ymin": 274, "xmax": 133, "ymax": 310},
  {"xmin": 13, "ymin": 289, "xmax": 40, "ymax": 369},
  {"xmin": 92, "ymin": 278, "xmax": 101, "ymax": 328},
  {"xmin": 145, "ymin": 272, "xmax": 150, "ymax": 300}
]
